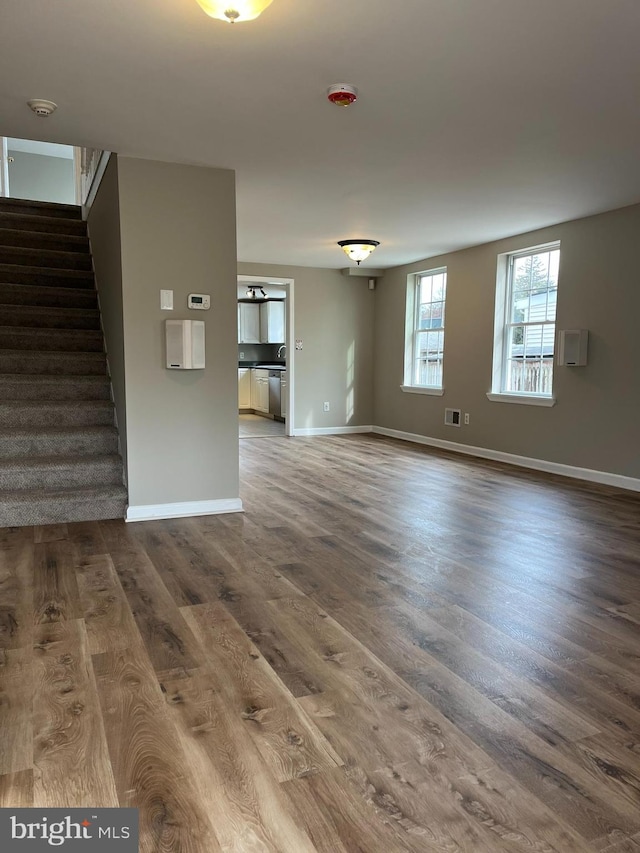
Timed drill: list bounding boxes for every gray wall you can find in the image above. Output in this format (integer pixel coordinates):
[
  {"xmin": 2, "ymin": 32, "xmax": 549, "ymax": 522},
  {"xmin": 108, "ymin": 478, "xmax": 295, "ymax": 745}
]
[
  {"xmin": 118, "ymin": 157, "xmax": 239, "ymax": 508},
  {"xmin": 7, "ymin": 150, "xmax": 75, "ymax": 204},
  {"xmin": 87, "ymin": 155, "xmax": 127, "ymax": 471},
  {"xmin": 238, "ymin": 263, "xmax": 375, "ymax": 429},
  {"xmin": 373, "ymin": 203, "xmax": 640, "ymax": 479}
]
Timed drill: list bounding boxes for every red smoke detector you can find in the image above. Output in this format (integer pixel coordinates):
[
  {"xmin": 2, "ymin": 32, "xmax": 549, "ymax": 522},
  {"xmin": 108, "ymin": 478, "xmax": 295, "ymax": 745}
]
[{"xmin": 327, "ymin": 84, "xmax": 358, "ymax": 107}]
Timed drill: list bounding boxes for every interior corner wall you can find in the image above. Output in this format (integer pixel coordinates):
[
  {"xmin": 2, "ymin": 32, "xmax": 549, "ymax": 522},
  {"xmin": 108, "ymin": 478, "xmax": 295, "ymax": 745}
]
[
  {"xmin": 237, "ymin": 263, "xmax": 375, "ymax": 429},
  {"xmin": 373, "ymin": 203, "xmax": 640, "ymax": 480},
  {"xmin": 87, "ymin": 154, "xmax": 127, "ymax": 471},
  {"xmin": 7, "ymin": 150, "xmax": 75, "ymax": 205},
  {"xmin": 117, "ymin": 157, "xmax": 239, "ymax": 509}
]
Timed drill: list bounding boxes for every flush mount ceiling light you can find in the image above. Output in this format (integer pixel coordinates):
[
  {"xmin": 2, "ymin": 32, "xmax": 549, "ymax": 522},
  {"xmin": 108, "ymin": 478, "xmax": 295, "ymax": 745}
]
[
  {"xmin": 327, "ymin": 84, "xmax": 358, "ymax": 107},
  {"xmin": 195, "ymin": 0, "xmax": 274, "ymax": 22},
  {"xmin": 338, "ymin": 239, "xmax": 380, "ymax": 265}
]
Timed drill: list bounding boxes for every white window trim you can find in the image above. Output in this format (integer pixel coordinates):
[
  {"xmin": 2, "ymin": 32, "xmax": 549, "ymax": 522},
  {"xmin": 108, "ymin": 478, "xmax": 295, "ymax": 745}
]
[
  {"xmin": 486, "ymin": 391, "xmax": 556, "ymax": 407},
  {"xmin": 401, "ymin": 385, "xmax": 445, "ymax": 396},
  {"xmin": 403, "ymin": 267, "xmax": 447, "ymax": 392},
  {"xmin": 491, "ymin": 241, "xmax": 560, "ymax": 401}
]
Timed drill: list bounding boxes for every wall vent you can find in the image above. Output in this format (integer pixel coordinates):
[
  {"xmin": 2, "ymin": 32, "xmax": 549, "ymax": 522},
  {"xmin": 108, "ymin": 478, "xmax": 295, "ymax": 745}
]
[{"xmin": 444, "ymin": 408, "xmax": 461, "ymax": 427}]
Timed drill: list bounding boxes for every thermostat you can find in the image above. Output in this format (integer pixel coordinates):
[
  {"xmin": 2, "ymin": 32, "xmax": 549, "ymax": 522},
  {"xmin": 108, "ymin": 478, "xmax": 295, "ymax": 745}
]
[{"xmin": 188, "ymin": 293, "xmax": 210, "ymax": 310}]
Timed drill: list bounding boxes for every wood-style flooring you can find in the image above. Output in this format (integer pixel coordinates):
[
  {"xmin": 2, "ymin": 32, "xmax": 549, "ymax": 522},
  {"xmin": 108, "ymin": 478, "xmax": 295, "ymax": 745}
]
[{"xmin": 2, "ymin": 433, "xmax": 640, "ymax": 852}]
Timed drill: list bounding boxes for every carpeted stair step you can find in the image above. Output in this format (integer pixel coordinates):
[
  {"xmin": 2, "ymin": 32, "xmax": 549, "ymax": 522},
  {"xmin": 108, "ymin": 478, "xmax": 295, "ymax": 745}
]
[
  {"xmin": 0, "ymin": 425, "xmax": 118, "ymax": 458},
  {"xmin": 0, "ymin": 326, "xmax": 103, "ymax": 351},
  {"xmin": 0, "ymin": 282, "xmax": 97, "ymax": 310},
  {"xmin": 0, "ymin": 228, "xmax": 89, "ymax": 254},
  {"xmin": 0, "ymin": 374, "xmax": 111, "ymax": 401},
  {"xmin": 0, "ymin": 454, "xmax": 123, "ymax": 490},
  {"xmin": 0, "ymin": 198, "xmax": 82, "ymax": 220},
  {"xmin": 0, "ymin": 349, "xmax": 107, "ymax": 376},
  {"xmin": 0, "ymin": 304, "xmax": 100, "ymax": 330},
  {"xmin": 0, "ymin": 245, "xmax": 93, "ymax": 271},
  {"xmin": 0, "ymin": 264, "xmax": 94, "ymax": 288},
  {"xmin": 0, "ymin": 483, "xmax": 127, "ymax": 527},
  {"xmin": 0, "ymin": 400, "xmax": 114, "ymax": 428},
  {"xmin": 0, "ymin": 211, "xmax": 87, "ymax": 237}
]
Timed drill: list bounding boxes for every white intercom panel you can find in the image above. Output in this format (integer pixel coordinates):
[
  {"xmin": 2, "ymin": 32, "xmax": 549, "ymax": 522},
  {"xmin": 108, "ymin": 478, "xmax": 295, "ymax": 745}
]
[
  {"xmin": 558, "ymin": 329, "xmax": 588, "ymax": 366},
  {"xmin": 165, "ymin": 320, "xmax": 205, "ymax": 369}
]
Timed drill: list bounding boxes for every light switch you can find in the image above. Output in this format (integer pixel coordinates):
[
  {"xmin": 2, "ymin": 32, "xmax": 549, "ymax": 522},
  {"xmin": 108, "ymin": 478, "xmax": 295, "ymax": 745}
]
[{"xmin": 160, "ymin": 290, "xmax": 174, "ymax": 310}]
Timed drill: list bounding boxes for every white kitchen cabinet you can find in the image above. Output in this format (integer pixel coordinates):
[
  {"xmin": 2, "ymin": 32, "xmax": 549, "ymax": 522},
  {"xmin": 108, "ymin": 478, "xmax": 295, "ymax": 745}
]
[
  {"xmin": 260, "ymin": 301, "xmax": 285, "ymax": 344},
  {"xmin": 238, "ymin": 303, "xmax": 260, "ymax": 343},
  {"xmin": 280, "ymin": 371, "xmax": 287, "ymax": 419},
  {"xmin": 250, "ymin": 368, "xmax": 269, "ymax": 413},
  {"xmin": 238, "ymin": 368, "xmax": 251, "ymax": 409}
]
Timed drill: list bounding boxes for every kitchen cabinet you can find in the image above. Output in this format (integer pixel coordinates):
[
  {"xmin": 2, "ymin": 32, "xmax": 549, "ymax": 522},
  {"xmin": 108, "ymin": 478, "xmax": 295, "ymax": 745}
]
[
  {"xmin": 250, "ymin": 368, "xmax": 269, "ymax": 413},
  {"xmin": 260, "ymin": 301, "xmax": 285, "ymax": 343},
  {"xmin": 238, "ymin": 368, "xmax": 251, "ymax": 409},
  {"xmin": 238, "ymin": 303, "xmax": 260, "ymax": 343}
]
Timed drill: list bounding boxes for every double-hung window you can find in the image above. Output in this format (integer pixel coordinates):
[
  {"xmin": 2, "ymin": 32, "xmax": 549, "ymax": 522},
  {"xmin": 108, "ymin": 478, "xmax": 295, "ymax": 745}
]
[
  {"xmin": 403, "ymin": 267, "xmax": 447, "ymax": 394},
  {"xmin": 490, "ymin": 244, "xmax": 560, "ymax": 404}
]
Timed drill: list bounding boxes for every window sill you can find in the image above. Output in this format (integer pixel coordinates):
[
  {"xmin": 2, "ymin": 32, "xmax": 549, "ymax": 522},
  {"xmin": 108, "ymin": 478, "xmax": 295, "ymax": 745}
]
[
  {"xmin": 486, "ymin": 392, "xmax": 556, "ymax": 408},
  {"xmin": 401, "ymin": 385, "xmax": 444, "ymax": 396}
]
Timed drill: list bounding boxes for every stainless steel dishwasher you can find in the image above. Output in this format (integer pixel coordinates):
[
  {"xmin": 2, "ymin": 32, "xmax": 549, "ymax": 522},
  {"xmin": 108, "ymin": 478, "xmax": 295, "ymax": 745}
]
[{"xmin": 268, "ymin": 370, "xmax": 282, "ymax": 419}]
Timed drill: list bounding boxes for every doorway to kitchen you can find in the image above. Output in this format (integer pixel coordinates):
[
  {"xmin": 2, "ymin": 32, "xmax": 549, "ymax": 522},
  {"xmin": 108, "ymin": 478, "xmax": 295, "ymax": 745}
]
[{"xmin": 237, "ymin": 275, "xmax": 294, "ymax": 440}]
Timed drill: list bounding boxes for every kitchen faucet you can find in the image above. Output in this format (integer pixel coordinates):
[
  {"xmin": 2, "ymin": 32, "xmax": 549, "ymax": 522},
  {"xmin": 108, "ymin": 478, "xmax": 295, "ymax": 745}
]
[{"xmin": 277, "ymin": 344, "xmax": 286, "ymax": 358}]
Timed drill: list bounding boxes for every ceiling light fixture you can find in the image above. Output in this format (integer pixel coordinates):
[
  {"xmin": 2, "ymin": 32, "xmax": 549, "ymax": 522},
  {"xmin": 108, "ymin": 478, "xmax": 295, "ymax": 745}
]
[
  {"xmin": 327, "ymin": 84, "xmax": 358, "ymax": 107},
  {"xmin": 338, "ymin": 239, "xmax": 380, "ymax": 265},
  {"xmin": 195, "ymin": 0, "xmax": 273, "ymax": 22},
  {"xmin": 246, "ymin": 285, "xmax": 267, "ymax": 298}
]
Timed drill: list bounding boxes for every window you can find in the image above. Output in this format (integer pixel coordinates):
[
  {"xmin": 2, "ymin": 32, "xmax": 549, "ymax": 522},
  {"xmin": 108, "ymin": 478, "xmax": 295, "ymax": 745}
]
[
  {"xmin": 490, "ymin": 244, "xmax": 560, "ymax": 403},
  {"xmin": 403, "ymin": 267, "xmax": 447, "ymax": 394}
]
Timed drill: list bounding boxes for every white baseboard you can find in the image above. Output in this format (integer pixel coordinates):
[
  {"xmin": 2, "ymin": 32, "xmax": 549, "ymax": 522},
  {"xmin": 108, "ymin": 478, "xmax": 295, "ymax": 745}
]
[
  {"xmin": 372, "ymin": 426, "xmax": 640, "ymax": 493},
  {"xmin": 126, "ymin": 498, "xmax": 243, "ymax": 523},
  {"xmin": 292, "ymin": 425, "xmax": 374, "ymax": 437}
]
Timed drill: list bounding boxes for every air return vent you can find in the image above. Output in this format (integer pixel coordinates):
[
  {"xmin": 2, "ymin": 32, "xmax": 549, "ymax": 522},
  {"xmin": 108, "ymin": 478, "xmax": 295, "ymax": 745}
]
[{"xmin": 444, "ymin": 408, "xmax": 461, "ymax": 427}]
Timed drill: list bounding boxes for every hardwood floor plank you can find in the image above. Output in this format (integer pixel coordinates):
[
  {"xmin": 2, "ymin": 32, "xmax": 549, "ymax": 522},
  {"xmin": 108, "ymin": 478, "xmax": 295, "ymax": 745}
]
[
  {"xmin": 92, "ymin": 645, "xmax": 222, "ymax": 853},
  {"xmin": 67, "ymin": 520, "xmax": 108, "ymax": 559},
  {"xmin": 0, "ymin": 647, "xmax": 32, "ymax": 775},
  {"xmin": 32, "ymin": 619, "xmax": 118, "ymax": 807},
  {"xmin": 74, "ymin": 554, "xmax": 139, "ymax": 655},
  {"xmin": 160, "ymin": 669, "xmax": 318, "ymax": 852},
  {"xmin": 181, "ymin": 602, "xmax": 343, "ymax": 782},
  {"xmin": 0, "ymin": 769, "xmax": 33, "ymax": 808},
  {"xmin": 34, "ymin": 524, "xmax": 68, "ymax": 543},
  {"xmin": 0, "ymin": 529, "xmax": 33, "ymax": 650},
  {"xmin": 99, "ymin": 520, "xmax": 204, "ymax": 677},
  {"xmin": 33, "ymin": 539, "xmax": 81, "ymax": 624}
]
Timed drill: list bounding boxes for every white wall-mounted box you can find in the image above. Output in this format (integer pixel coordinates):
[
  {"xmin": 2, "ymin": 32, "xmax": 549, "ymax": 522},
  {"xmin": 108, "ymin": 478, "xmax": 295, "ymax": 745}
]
[
  {"xmin": 558, "ymin": 329, "xmax": 588, "ymax": 366},
  {"xmin": 166, "ymin": 319, "xmax": 205, "ymax": 369}
]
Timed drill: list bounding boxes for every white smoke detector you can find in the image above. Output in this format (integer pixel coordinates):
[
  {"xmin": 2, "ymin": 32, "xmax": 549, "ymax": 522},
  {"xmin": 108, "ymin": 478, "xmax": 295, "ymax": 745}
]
[{"xmin": 27, "ymin": 99, "xmax": 58, "ymax": 117}]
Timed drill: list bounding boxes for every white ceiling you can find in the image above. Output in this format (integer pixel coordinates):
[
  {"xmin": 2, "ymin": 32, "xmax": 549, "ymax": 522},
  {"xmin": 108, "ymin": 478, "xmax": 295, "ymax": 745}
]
[{"xmin": 2, "ymin": 0, "xmax": 640, "ymax": 269}]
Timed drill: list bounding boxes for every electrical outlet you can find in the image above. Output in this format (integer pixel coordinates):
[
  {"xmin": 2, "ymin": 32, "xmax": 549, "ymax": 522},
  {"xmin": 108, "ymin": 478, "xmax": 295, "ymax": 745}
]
[
  {"xmin": 464, "ymin": 413, "xmax": 470, "ymax": 425},
  {"xmin": 323, "ymin": 402, "xmax": 330, "ymax": 412},
  {"xmin": 239, "ymin": 351, "xmax": 245, "ymax": 359}
]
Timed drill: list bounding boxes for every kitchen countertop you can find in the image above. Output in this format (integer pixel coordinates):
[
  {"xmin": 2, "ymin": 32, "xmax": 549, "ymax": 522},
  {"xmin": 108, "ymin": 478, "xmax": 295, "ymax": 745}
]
[{"xmin": 239, "ymin": 362, "xmax": 286, "ymax": 369}]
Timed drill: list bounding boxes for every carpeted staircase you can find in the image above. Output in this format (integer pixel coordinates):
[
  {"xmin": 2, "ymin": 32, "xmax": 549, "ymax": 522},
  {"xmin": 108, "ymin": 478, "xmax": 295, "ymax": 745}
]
[{"xmin": 0, "ymin": 196, "xmax": 127, "ymax": 527}]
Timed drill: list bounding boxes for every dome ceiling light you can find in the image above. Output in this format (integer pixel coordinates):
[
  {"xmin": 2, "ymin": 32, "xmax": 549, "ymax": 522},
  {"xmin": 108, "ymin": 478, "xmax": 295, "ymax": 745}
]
[
  {"xmin": 338, "ymin": 239, "xmax": 380, "ymax": 265},
  {"xmin": 195, "ymin": 0, "xmax": 274, "ymax": 22}
]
